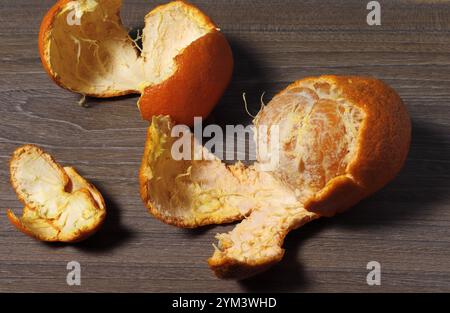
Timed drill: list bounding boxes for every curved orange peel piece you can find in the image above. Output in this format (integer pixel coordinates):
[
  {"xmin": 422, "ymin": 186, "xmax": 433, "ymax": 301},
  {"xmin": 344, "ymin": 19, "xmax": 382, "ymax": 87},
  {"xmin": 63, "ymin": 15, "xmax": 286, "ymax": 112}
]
[
  {"xmin": 7, "ymin": 145, "xmax": 106, "ymax": 242},
  {"xmin": 39, "ymin": 0, "xmax": 233, "ymax": 126}
]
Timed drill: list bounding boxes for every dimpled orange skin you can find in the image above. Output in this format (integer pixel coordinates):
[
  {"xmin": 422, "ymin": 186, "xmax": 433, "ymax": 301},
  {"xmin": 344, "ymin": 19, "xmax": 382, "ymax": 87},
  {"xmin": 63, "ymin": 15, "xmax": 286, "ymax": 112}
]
[
  {"xmin": 38, "ymin": 0, "xmax": 234, "ymax": 127},
  {"xmin": 138, "ymin": 31, "xmax": 233, "ymax": 126}
]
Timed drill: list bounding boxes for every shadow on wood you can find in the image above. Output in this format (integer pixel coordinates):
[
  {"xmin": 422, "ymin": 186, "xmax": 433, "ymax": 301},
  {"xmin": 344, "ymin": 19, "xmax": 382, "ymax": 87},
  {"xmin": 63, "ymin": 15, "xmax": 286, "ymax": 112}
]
[
  {"xmin": 73, "ymin": 182, "xmax": 135, "ymax": 253},
  {"xmin": 333, "ymin": 120, "xmax": 449, "ymax": 229},
  {"xmin": 239, "ymin": 220, "xmax": 327, "ymax": 292},
  {"xmin": 182, "ymin": 224, "xmax": 220, "ymax": 237},
  {"xmin": 240, "ymin": 120, "xmax": 449, "ymax": 290},
  {"xmin": 81, "ymin": 93, "xmax": 139, "ymax": 108},
  {"xmin": 210, "ymin": 35, "xmax": 275, "ymax": 128}
]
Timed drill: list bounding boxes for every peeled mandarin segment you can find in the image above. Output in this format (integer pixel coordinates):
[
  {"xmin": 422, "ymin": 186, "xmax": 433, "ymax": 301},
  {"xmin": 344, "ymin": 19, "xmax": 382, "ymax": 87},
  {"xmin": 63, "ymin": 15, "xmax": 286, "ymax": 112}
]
[
  {"xmin": 255, "ymin": 84, "xmax": 363, "ymax": 199},
  {"xmin": 39, "ymin": 0, "xmax": 233, "ymax": 126},
  {"xmin": 8, "ymin": 145, "xmax": 106, "ymax": 242},
  {"xmin": 207, "ymin": 76, "xmax": 411, "ymax": 279},
  {"xmin": 296, "ymin": 98, "xmax": 350, "ymax": 191}
]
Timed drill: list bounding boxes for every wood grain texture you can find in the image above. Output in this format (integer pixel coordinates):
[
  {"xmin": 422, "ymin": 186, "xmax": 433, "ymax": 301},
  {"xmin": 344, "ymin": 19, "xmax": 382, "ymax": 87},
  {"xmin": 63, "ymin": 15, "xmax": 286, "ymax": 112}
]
[{"xmin": 0, "ymin": 0, "xmax": 449, "ymax": 292}]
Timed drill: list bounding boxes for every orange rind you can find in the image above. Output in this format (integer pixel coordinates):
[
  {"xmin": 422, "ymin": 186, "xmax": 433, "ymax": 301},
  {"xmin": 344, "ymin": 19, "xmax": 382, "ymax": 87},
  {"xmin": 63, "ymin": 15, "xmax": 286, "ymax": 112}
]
[
  {"xmin": 140, "ymin": 75, "xmax": 411, "ymax": 279},
  {"xmin": 7, "ymin": 145, "xmax": 106, "ymax": 242},
  {"xmin": 39, "ymin": 0, "xmax": 233, "ymax": 126}
]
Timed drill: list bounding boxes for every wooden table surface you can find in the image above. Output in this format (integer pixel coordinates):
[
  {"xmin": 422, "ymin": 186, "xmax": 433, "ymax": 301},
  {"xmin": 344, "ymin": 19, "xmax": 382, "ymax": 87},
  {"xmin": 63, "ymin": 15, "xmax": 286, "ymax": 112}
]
[{"xmin": 0, "ymin": 0, "xmax": 449, "ymax": 293}]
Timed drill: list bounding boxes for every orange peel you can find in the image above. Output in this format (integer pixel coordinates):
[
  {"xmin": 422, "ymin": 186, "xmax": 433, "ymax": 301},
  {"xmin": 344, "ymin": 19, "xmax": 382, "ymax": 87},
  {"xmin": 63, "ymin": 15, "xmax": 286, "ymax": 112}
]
[
  {"xmin": 7, "ymin": 145, "xmax": 106, "ymax": 242},
  {"xmin": 39, "ymin": 0, "xmax": 233, "ymax": 126},
  {"xmin": 140, "ymin": 75, "xmax": 411, "ymax": 279}
]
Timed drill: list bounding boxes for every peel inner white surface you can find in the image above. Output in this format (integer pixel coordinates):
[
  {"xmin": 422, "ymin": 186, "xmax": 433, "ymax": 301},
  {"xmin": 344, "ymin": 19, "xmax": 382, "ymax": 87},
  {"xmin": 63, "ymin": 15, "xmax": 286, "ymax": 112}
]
[
  {"xmin": 9, "ymin": 146, "xmax": 106, "ymax": 242},
  {"xmin": 44, "ymin": 0, "xmax": 214, "ymax": 95}
]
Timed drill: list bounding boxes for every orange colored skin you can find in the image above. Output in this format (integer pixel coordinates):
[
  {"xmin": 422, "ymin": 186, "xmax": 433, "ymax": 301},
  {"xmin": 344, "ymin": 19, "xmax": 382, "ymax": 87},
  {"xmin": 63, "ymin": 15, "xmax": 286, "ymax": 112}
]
[
  {"xmin": 38, "ymin": 0, "xmax": 234, "ymax": 127},
  {"xmin": 138, "ymin": 31, "xmax": 233, "ymax": 126},
  {"xmin": 301, "ymin": 76, "xmax": 412, "ymax": 217}
]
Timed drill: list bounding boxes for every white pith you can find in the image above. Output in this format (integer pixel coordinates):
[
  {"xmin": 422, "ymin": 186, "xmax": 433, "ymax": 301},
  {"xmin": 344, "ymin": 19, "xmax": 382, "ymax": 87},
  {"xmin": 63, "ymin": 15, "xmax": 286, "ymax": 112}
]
[
  {"xmin": 142, "ymin": 78, "xmax": 365, "ymax": 264},
  {"xmin": 44, "ymin": 0, "xmax": 214, "ymax": 95},
  {"xmin": 9, "ymin": 146, "xmax": 105, "ymax": 242}
]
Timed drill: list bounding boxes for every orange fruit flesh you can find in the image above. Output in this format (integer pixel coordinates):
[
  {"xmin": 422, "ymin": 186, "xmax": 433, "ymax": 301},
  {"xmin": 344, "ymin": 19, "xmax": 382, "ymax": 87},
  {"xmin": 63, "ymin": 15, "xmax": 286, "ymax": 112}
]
[
  {"xmin": 255, "ymin": 83, "xmax": 363, "ymax": 199},
  {"xmin": 298, "ymin": 98, "xmax": 349, "ymax": 191}
]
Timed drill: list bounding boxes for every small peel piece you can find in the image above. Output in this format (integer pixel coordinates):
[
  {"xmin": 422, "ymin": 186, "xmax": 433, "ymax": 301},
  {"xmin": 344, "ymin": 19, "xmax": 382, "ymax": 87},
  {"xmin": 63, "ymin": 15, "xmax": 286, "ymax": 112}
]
[
  {"xmin": 7, "ymin": 145, "xmax": 106, "ymax": 242},
  {"xmin": 208, "ymin": 205, "xmax": 318, "ymax": 279}
]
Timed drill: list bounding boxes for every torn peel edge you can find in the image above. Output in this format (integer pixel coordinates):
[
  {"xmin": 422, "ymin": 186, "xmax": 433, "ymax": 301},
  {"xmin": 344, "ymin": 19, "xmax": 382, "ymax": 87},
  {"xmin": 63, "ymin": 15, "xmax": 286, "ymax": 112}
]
[
  {"xmin": 208, "ymin": 207, "xmax": 320, "ymax": 279},
  {"xmin": 6, "ymin": 208, "xmax": 57, "ymax": 242},
  {"xmin": 208, "ymin": 253, "xmax": 284, "ymax": 280},
  {"xmin": 142, "ymin": 201, "xmax": 246, "ymax": 229},
  {"xmin": 6, "ymin": 189, "xmax": 106, "ymax": 243},
  {"xmin": 206, "ymin": 174, "xmax": 365, "ymax": 279},
  {"xmin": 6, "ymin": 207, "xmax": 105, "ymax": 243},
  {"xmin": 39, "ymin": 0, "xmax": 233, "ymax": 126},
  {"xmin": 9, "ymin": 144, "xmax": 71, "ymax": 206},
  {"xmin": 8, "ymin": 145, "xmax": 106, "ymax": 242},
  {"xmin": 64, "ymin": 166, "xmax": 106, "ymax": 212},
  {"xmin": 138, "ymin": 116, "xmax": 249, "ymax": 228}
]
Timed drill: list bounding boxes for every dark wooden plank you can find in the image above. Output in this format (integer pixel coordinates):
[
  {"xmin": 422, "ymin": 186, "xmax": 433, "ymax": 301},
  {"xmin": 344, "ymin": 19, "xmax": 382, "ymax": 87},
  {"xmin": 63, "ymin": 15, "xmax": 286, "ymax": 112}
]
[{"xmin": 0, "ymin": 0, "xmax": 449, "ymax": 292}]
